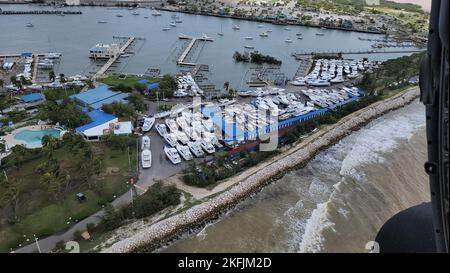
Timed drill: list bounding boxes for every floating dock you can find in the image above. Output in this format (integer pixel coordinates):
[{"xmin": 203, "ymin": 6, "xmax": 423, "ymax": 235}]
[
  {"xmin": 177, "ymin": 35, "xmax": 213, "ymax": 66},
  {"xmin": 292, "ymin": 49, "xmax": 423, "ymax": 58},
  {"xmin": 93, "ymin": 36, "xmax": 135, "ymax": 79}
]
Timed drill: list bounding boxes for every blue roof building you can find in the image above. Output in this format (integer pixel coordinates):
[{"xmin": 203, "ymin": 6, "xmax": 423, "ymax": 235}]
[
  {"xmin": 136, "ymin": 79, "xmax": 160, "ymax": 92},
  {"xmin": 70, "ymin": 85, "xmax": 129, "ymax": 110},
  {"xmin": 20, "ymin": 93, "xmax": 45, "ymax": 103}
]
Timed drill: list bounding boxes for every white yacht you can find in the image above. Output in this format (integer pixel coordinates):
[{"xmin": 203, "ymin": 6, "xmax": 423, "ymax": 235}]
[
  {"xmin": 202, "ymin": 118, "xmax": 214, "ymax": 132},
  {"xmin": 164, "ymin": 146, "xmax": 181, "ymax": 164},
  {"xmin": 142, "ymin": 117, "xmax": 155, "ymax": 132},
  {"xmin": 25, "ymin": 22, "xmax": 34, "ymax": 27},
  {"xmin": 285, "ymin": 39, "xmax": 293, "ymax": 43},
  {"xmin": 141, "ymin": 136, "xmax": 151, "ymax": 150},
  {"xmin": 152, "ymin": 11, "xmax": 162, "ymax": 16},
  {"xmin": 132, "ymin": 11, "xmax": 139, "ymax": 16},
  {"xmin": 141, "ymin": 149, "xmax": 152, "ymax": 169},
  {"xmin": 244, "ymin": 45, "xmax": 255, "ymax": 49},
  {"xmin": 232, "ymin": 25, "xmax": 240, "ymax": 30},
  {"xmin": 155, "ymin": 123, "xmax": 168, "ymax": 137},
  {"xmin": 245, "ymin": 36, "xmax": 253, "ymax": 40},
  {"xmin": 97, "ymin": 20, "xmax": 107, "ymax": 24},
  {"xmin": 200, "ymin": 138, "xmax": 215, "ymax": 154},
  {"xmin": 170, "ymin": 22, "xmax": 177, "ymax": 27},
  {"xmin": 174, "ymin": 131, "xmax": 190, "ymax": 145},
  {"xmin": 176, "ymin": 144, "xmax": 193, "ymax": 161},
  {"xmin": 163, "ymin": 133, "xmax": 178, "ymax": 147},
  {"xmin": 259, "ymin": 32, "xmax": 268, "ymax": 37},
  {"xmin": 165, "ymin": 119, "xmax": 179, "ymax": 132},
  {"xmin": 187, "ymin": 141, "xmax": 204, "ymax": 157},
  {"xmin": 238, "ymin": 90, "xmax": 253, "ymax": 97},
  {"xmin": 162, "ymin": 27, "xmax": 171, "ymax": 31}
]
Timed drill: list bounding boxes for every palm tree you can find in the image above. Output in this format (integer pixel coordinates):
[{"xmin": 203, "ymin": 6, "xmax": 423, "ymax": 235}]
[{"xmin": 49, "ymin": 70, "xmax": 56, "ymax": 82}]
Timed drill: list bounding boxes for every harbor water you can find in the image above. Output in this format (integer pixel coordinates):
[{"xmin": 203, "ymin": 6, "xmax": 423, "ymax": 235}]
[
  {"xmin": 0, "ymin": 4, "xmax": 417, "ymax": 89},
  {"xmin": 160, "ymin": 100, "xmax": 429, "ymax": 253}
]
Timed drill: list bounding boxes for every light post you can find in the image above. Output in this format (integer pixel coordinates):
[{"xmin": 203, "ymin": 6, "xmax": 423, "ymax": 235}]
[{"xmin": 33, "ymin": 234, "xmax": 41, "ymax": 253}]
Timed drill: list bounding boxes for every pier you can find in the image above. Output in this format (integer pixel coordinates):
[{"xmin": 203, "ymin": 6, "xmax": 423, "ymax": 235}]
[
  {"xmin": 177, "ymin": 35, "xmax": 213, "ymax": 66},
  {"xmin": 0, "ymin": 10, "xmax": 82, "ymax": 15},
  {"xmin": 292, "ymin": 49, "xmax": 423, "ymax": 59},
  {"xmin": 93, "ymin": 36, "xmax": 135, "ymax": 79}
]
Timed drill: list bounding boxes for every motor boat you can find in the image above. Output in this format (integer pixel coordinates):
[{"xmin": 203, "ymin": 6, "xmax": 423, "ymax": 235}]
[
  {"xmin": 200, "ymin": 138, "xmax": 215, "ymax": 154},
  {"xmin": 260, "ymin": 32, "xmax": 268, "ymax": 37},
  {"xmin": 163, "ymin": 133, "xmax": 178, "ymax": 147},
  {"xmin": 202, "ymin": 118, "xmax": 214, "ymax": 132},
  {"xmin": 285, "ymin": 39, "xmax": 293, "ymax": 43},
  {"xmin": 176, "ymin": 144, "xmax": 193, "ymax": 161},
  {"xmin": 244, "ymin": 45, "xmax": 254, "ymax": 49},
  {"xmin": 164, "ymin": 146, "xmax": 181, "ymax": 164},
  {"xmin": 187, "ymin": 141, "xmax": 204, "ymax": 157},
  {"xmin": 142, "ymin": 117, "xmax": 155, "ymax": 132},
  {"xmin": 141, "ymin": 136, "xmax": 151, "ymax": 150},
  {"xmin": 155, "ymin": 123, "xmax": 168, "ymax": 137},
  {"xmin": 238, "ymin": 90, "xmax": 253, "ymax": 97},
  {"xmin": 309, "ymin": 79, "xmax": 331, "ymax": 87},
  {"xmin": 25, "ymin": 22, "xmax": 34, "ymax": 27},
  {"xmin": 245, "ymin": 36, "xmax": 253, "ymax": 40},
  {"xmin": 232, "ymin": 25, "xmax": 240, "ymax": 30},
  {"xmin": 174, "ymin": 131, "xmax": 190, "ymax": 145},
  {"xmin": 141, "ymin": 149, "xmax": 152, "ymax": 169},
  {"xmin": 165, "ymin": 119, "xmax": 179, "ymax": 132}
]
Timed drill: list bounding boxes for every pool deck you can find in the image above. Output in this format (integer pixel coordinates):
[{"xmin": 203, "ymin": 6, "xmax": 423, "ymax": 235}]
[{"xmin": 1, "ymin": 124, "xmax": 61, "ymax": 150}]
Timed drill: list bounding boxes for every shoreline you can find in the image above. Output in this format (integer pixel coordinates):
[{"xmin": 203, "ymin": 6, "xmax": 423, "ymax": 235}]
[{"xmin": 102, "ymin": 87, "xmax": 420, "ymax": 253}]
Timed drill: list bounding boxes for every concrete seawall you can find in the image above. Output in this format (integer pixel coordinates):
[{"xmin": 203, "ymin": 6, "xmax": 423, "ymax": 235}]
[{"xmin": 103, "ymin": 87, "xmax": 420, "ymax": 253}]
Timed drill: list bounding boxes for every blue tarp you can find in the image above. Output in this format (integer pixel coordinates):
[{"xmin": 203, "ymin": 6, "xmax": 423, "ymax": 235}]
[
  {"xmin": 137, "ymin": 79, "xmax": 150, "ymax": 85},
  {"xmin": 145, "ymin": 82, "xmax": 160, "ymax": 91},
  {"xmin": 70, "ymin": 85, "xmax": 129, "ymax": 110},
  {"xmin": 75, "ymin": 110, "xmax": 117, "ymax": 133},
  {"xmin": 20, "ymin": 93, "xmax": 44, "ymax": 103}
]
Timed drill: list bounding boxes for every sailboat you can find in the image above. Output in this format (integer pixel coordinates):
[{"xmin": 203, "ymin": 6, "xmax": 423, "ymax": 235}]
[{"xmin": 217, "ymin": 24, "xmax": 224, "ymax": 36}]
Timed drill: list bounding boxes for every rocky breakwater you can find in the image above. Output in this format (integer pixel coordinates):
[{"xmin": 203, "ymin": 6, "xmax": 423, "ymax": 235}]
[{"xmin": 103, "ymin": 87, "xmax": 420, "ymax": 253}]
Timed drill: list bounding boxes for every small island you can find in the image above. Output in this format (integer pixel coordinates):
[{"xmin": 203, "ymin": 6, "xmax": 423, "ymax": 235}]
[{"xmin": 233, "ymin": 51, "xmax": 282, "ymax": 65}]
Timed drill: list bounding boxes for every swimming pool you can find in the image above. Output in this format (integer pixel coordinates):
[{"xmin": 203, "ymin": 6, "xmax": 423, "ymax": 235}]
[{"xmin": 14, "ymin": 128, "xmax": 61, "ymax": 147}]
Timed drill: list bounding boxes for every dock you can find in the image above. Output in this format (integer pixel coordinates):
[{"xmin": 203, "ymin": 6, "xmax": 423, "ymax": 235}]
[
  {"xmin": 32, "ymin": 55, "xmax": 39, "ymax": 83},
  {"xmin": 177, "ymin": 35, "xmax": 213, "ymax": 66},
  {"xmin": 93, "ymin": 36, "xmax": 135, "ymax": 79},
  {"xmin": 292, "ymin": 49, "xmax": 423, "ymax": 58}
]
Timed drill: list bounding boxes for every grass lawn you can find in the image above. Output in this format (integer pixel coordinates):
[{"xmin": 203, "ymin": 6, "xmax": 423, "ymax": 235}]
[
  {"xmin": 0, "ymin": 142, "xmax": 137, "ymax": 252},
  {"xmin": 99, "ymin": 75, "xmax": 160, "ymax": 90}
]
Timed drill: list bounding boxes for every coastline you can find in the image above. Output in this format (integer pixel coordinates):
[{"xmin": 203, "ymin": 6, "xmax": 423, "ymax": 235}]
[{"xmin": 102, "ymin": 87, "xmax": 420, "ymax": 253}]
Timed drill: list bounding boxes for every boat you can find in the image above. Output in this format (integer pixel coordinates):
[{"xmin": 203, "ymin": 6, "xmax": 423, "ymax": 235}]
[
  {"xmin": 232, "ymin": 25, "xmax": 240, "ymax": 30},
  {"xmin": 297, "ymin": 36, "xmax": 303, "ymax": 40},
  {"xmin": 258, "ymin": 24, "xmax": 263, "ymax": 28},
  {"xmin": 141, "ymin": 149, "xmax": 152, "ymax": 169},
  {"xmin": 202, "ymin": 118, "xmax": 214, "ymax": 132},
  {"xmin": 284, "ymin": 27, "xmax": 291, "ymax": 31},
  {"xmin": 217, "ymin": 32, "xmax": 224, "ymax": 36},
  {"xmin": 170, "ymin": 22, "xmax": 177, "ymax": 27},
  {"xmin": 309, "ymin": 79, "xmax": 331, "ymax": 87},
  {"xmin": 245, "ymin": 36, "xmax": 253, "ymax": 40},
  {"xmin": 132, "ymin": 11, "xmax": 139, "ymax": 15},
  {"xmin": 174, "ymin": 131, "xmax": 190, "ymax": 145},
  {"xmin": 97, "ymin": 20, "xmax": 107, "ymax": 24},
  {"xmin": 296, "ymin": 33, "xmax": 302, "ymax": 36},
  {"xmin": 163, "ymin": 133, "xmax": 178, "ymax": 147},
  {"xmin": 285, "ymin": 39, "xmax": 293, "ymax": 43},
  {"xmin": 267, "ymin": 29, "xmax": 272, "ymax": 32},
  {"xmin": 162, "ymin": 27, "xmax": 171, "ymax": 31},
  {"xmin": 142, "ymin": 117, "xmax": 155, "ymax": 132},
  {"xmin": 165, "ymin": 119, "xmax": 179, "ymax": 132},
  {"xmin": 176, "ymin": 144, "xmax": 193, "ymax": 161},
  {"xmin": 200, "ymin": 138, "xmax": 215, "ymax": 154},
  {"xmin": 141, "ymin": 136, "xmax": 151, "ymax": 150},
  {"xmin": 89, "ymin": 43, "xmax": 120, "ymax": 59},
  {"xmin": 25, "ymin": 22, "xmax": 34, "ymax": 27},
  {"xmin": 164, "ymin": 146, "xmax": 181, "ymax": 164},
  {"xmin": 315, "ymin": 33, "xmax": 325, "ymax": 36},
  {"xmin": 244, "ymin": 45, "xmax": 254, "ymax": 49},
  {"xmin": 152, "ymin": 11, "xmax": 162, "ymax": 16},
  {"xmin": 116, "ymin": 14, "xmax": 123, "ymax": 17},
  {"xmin": 259, "ymin": 32, "xmax": 268, "ymax": 37},
  {"xmin": 155, "ymin": 123, "xmax": 168, "ymax": 137},
  {"xmin": 238, "ymin": 90, "xmax": 253, "ymax": 97},
  {"xmin": 175, "ymin": 20, "xmax": 182, "ymax": 23},
  {"xmin": 144, "ymin": 16, "xmax": 149, "ymax": 19},
  {"xmin": 187, "ymin": 141, "xmax": 204, "ymax": 157}
]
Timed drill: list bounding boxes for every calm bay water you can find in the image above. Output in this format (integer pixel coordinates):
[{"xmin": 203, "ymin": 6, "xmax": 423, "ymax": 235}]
[
  {"xmin": 0, "ymin": 4, "xmax": 415, "ymax": 89},
  {"xmin": 160, "ymin": 100, "xmax": 428, "ymax": 253}
]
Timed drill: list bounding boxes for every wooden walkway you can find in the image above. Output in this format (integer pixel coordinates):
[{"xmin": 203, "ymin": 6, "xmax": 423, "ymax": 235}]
[{"xmin": 93, "ymin": 36, "xmax": 135, "ymax": 79}]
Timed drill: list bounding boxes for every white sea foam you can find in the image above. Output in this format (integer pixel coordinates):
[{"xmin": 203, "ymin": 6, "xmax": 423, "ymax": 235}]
[{"xmin": 297, "ymin": 101, "xmax": 425, "ymax": 252}]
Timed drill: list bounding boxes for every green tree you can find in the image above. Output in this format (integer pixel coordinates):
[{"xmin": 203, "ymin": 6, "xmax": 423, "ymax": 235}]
[
  {"xmin": 128, "ymin": 92, "xmax": 146, "ymax": 112},
  {"xmin": 49, "ymin": 71, "xmax": 56, "ymax": 82}
]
